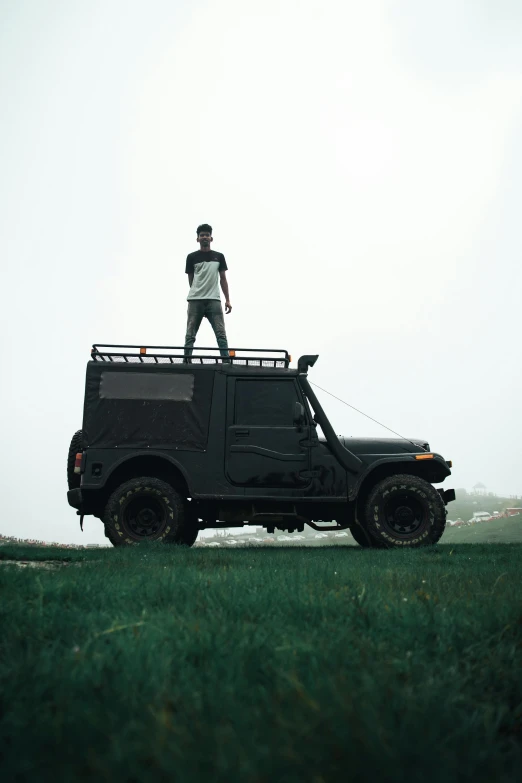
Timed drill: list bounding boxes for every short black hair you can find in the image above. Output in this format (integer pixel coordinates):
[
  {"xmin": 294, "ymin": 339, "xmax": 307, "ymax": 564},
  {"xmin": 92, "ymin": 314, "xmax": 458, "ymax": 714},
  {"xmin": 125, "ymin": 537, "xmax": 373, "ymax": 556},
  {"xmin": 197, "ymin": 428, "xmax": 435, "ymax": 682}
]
[{"xmin": 197, "ymin": 224, "xmax": 212, "ymax": 236}]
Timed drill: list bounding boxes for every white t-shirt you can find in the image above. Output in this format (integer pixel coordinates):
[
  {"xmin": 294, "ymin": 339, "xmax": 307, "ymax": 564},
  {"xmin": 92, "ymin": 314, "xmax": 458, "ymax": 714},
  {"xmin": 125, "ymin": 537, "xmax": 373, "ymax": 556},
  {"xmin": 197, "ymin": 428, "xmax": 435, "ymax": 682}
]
[{"xmin": 185, "ymin": 250, "xmax": 228, "ymax": 301}]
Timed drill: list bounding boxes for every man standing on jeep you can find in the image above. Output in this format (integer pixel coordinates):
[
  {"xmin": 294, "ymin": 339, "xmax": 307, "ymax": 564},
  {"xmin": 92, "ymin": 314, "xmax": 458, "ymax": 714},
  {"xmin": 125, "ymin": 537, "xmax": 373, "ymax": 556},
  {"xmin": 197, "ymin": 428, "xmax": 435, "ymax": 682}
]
[{"xmin": 184, "ymin": 224, "xmax": 232, "ymax": 358}]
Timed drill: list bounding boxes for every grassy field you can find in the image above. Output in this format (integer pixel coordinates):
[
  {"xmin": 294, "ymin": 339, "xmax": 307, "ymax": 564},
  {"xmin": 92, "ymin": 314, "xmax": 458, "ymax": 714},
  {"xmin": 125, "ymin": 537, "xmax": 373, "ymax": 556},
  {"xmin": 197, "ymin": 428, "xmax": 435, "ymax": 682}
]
[
  {"xmin": 1, "ymin": 526, "xmax": 521, "ymax": 782},
  {"xmin": 441, "ymin": 514, "xmax": 522, "ymax": 544}
]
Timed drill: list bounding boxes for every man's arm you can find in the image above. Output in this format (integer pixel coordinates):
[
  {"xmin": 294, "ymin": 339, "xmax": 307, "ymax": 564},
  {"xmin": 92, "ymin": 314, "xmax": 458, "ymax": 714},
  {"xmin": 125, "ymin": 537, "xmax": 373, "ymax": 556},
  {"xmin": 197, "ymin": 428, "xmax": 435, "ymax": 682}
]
[
  {"xmin": 185, "ymin": 254, "xmax": 194, "ymax": 287},
  {"xmin": 220, "ymin": 271, "xmax": 232, "ymax": 313}
]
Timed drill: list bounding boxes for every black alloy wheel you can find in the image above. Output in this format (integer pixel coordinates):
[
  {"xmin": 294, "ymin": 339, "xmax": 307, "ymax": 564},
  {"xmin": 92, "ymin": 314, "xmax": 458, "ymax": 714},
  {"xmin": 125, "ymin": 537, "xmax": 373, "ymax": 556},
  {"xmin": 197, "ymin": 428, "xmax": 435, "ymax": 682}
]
[
  {"xmin": 103, "ymin": 477, "xmax": 185, "ymax": 546},
  {"xmin": 384, "ymin": 495, "xmax": 426, "ymax": 536},
  {"xmin": 365, "ymin": 474, "xmax": 446, "ymax": 548},
  {"xmin": 125, "ymin": 495, "xmax": 166, "ymax": 537}
]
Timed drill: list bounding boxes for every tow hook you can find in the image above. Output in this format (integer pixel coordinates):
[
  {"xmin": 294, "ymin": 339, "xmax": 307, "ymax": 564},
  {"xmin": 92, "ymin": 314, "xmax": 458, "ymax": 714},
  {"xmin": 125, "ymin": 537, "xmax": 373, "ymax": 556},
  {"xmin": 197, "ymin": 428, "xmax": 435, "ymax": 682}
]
[
  {"xmin": 76, "ymin": 510, "xmax": 84, "ymax": 531},
  {"xmin": 444, "ymin": 488, "xmax": 456, "ymax": 504},
  {"xmin": 437, "ymin": 488, "xmax": 456, "ymax": 505}
]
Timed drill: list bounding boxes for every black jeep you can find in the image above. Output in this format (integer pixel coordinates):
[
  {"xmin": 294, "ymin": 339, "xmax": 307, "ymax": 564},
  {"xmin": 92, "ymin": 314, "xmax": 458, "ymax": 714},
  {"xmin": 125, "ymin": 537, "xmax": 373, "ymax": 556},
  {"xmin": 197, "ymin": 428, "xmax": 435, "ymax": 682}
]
[{"xmin": 67, "ymin": 345, "xmax": 455, "ymax": 548}]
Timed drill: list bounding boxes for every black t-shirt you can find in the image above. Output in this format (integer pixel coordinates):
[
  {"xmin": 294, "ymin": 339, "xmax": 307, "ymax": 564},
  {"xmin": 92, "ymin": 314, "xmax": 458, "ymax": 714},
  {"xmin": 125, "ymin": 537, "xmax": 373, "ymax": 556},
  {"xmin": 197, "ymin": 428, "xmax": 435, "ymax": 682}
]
[{"xmin": 185, "ymin": 250, "xmax": 227, "ymax": 275}]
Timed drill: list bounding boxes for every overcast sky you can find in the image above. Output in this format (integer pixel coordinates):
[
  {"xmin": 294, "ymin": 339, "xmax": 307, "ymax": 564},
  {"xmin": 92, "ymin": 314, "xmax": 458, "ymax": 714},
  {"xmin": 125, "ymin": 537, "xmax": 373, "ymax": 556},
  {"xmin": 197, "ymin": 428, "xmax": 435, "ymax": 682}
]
[{"xmin": 1, "ymin": 0, "xmax": 521, "ymax": 544}]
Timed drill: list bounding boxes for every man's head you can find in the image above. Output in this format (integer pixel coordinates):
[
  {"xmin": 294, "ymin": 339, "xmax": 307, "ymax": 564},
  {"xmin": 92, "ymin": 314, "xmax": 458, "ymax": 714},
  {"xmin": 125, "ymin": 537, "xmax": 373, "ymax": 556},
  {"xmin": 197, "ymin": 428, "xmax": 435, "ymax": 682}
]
[{"xmin": 197, "ymin": 224, "xmax": 213, "ymax": 250}]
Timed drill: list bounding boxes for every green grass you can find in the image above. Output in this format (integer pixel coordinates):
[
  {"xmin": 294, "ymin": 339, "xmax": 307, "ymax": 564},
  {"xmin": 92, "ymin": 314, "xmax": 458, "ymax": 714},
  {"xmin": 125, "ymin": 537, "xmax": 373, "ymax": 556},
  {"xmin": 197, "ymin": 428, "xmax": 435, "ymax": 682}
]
[
  {"xmin": 441, "ymin": 514, "xmax": 522, "ymax": 544},
  {"xmin": 1, "ymin": 539, "xmax": 521, "ymax": 782}
]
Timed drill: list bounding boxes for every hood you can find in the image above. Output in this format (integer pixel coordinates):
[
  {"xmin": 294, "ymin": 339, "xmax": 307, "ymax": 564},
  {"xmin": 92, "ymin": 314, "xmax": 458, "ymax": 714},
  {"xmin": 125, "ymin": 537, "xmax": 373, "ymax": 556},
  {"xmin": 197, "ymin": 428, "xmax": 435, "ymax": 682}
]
[{"xmin": 330, "ymin": 436, "xmax": 430, "ymax": 455}]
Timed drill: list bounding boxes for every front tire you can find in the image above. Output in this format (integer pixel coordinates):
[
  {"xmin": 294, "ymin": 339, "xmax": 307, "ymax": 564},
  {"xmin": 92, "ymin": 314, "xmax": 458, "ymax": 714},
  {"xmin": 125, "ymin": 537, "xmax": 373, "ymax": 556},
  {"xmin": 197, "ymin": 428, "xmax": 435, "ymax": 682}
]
[
  {"xmin": 365, "ymin": 474, "xmax": 446, "ymax": 548},
  {"xmin": 103, "ymin": 477, "xmax": 185, "ymax": 546},
  {"xmin": 350, "ymin": 523, "xmax": 384, "ymax": 548}
]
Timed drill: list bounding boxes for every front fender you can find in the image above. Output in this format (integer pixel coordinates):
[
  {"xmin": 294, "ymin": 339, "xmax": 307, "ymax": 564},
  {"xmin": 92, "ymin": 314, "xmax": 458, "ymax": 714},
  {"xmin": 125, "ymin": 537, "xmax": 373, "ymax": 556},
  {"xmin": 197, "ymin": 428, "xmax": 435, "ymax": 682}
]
[{"xmin": 350, "ymin": 453, "xmax": 451, "ymax": 502}]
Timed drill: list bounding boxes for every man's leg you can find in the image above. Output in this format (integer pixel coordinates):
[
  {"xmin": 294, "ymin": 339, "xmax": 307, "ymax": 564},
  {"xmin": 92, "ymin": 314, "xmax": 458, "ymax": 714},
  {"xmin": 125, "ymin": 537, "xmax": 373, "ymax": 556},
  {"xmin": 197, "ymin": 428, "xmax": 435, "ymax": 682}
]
[
  {"xmin": 205, "ymin": 300, "xmax": 229, "ymax": 358},
  {"xmin": 184, "ymin": 300, "xmax": 205, "ymax": 358}
]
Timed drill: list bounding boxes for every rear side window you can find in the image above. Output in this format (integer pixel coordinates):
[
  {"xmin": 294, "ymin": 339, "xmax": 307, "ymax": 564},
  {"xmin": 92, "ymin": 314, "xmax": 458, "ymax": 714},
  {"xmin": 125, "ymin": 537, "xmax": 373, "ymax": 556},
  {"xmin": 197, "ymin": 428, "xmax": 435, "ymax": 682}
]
[
  {"xmin": 235, "ymin": 380, "xmax": 299, "ymax": 426},
  {"xmin": 100, "ymin": 371, "xmax": 194, "ymax": 401}
]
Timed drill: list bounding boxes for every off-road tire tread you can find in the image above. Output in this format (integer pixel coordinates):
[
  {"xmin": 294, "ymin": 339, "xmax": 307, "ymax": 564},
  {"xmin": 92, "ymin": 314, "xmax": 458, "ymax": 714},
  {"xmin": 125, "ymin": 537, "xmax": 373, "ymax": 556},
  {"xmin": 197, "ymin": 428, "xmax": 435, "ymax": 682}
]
[
  {"xmin": 67, "ymin": 430, "xmax": 83, "ymax": 490},
  {"xmin": 103, "ymin": 477, "xmax": 185, "ymax": 547},
  {"xmin": 365, "ymin": 473, "xmax": 446, "ymax": 548}
]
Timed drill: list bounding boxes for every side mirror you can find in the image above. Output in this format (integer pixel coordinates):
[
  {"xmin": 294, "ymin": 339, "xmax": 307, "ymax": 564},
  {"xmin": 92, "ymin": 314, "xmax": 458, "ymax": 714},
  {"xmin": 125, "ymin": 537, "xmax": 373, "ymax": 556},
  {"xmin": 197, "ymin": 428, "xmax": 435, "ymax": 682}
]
[{"xmin": 293, "ymin": 402, "xmax": 305, "ymax": 425}]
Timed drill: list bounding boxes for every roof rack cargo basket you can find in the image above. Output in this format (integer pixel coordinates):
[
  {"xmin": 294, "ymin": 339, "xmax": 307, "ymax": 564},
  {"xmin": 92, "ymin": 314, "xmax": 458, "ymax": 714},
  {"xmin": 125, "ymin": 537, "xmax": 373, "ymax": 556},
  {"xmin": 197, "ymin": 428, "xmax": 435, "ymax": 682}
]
[{"xmin": 91, "ymin": 345, "xmax": 291, "ymax": 369}]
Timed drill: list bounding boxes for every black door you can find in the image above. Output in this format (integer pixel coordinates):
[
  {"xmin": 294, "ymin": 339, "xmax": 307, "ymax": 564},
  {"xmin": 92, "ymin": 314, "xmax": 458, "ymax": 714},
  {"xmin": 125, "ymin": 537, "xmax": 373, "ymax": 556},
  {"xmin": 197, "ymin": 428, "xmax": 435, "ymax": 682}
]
[{"xmin": 226, "ymin": 378, "xmax": 311, "ymax": 488}]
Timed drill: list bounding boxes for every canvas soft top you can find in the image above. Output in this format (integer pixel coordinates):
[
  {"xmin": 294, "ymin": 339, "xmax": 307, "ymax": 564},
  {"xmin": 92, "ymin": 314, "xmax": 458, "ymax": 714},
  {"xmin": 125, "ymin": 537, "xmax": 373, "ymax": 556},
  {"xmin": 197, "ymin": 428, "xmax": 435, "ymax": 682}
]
[{"xmin": 83, "ymin": 345, "xmax": 295, "ymax": 452}]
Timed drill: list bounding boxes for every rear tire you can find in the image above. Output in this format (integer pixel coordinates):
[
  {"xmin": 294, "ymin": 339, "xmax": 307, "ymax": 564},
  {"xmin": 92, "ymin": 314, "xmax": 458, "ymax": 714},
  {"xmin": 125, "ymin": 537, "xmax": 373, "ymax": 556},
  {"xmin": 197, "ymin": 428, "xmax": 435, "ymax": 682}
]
[
  {"xmin": 365, "ymin": 474, "xmax": 446, "ymax": 548},
  {"xmin": 170, "ymin": 502, "xmax": 199, "ymax": 546},
  {"xmin": 103, "ymin": 477, "xmax": 185, "ymax": 546},
  {"xmin": 178, "ymin": 523, "xmax": 199, "ymax": 547},
  {"xmin": 67, "ymin": 430, "xmax": 83, "ymax": 490}
]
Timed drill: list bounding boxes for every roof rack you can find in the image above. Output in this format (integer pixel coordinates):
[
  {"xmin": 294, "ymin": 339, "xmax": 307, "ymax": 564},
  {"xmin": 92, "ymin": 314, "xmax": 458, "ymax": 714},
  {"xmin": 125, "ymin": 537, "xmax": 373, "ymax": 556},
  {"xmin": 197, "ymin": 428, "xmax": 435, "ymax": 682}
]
[{"xmin": 91, "ymin": 345, "xmax": 291, "ymax": 369}]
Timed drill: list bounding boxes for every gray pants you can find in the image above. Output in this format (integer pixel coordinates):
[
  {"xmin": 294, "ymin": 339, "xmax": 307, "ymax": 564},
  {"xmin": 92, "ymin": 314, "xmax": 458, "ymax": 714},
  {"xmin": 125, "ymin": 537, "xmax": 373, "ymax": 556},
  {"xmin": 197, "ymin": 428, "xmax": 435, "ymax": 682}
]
[{"xmin": 184, "ymin": 299, "xmax": 229, "ymax": 357}]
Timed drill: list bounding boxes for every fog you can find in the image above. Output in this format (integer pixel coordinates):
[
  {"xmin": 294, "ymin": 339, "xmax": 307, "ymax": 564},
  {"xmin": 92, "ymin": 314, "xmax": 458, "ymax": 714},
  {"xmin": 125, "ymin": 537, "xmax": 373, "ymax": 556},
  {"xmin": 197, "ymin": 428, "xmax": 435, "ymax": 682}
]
[{"xmin": 1, "ymin": 0, "xmax": 521, "ymax": 544}]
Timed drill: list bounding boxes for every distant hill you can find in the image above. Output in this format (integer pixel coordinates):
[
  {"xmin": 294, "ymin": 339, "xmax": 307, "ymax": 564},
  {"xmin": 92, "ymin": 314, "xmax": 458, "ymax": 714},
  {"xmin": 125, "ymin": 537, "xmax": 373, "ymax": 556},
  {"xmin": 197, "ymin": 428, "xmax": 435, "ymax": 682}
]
[{"xmin": 448, "ymin": 490, "xmax": 521, "ymax": 524}]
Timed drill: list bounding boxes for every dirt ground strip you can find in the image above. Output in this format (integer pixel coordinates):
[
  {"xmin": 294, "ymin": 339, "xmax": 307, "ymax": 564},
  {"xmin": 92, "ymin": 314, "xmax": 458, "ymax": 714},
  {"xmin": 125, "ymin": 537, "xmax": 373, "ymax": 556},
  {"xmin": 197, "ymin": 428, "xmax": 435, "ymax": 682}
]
[{"xmin": 0, "ymin": 560, "xmax": 79, "ymax": 570}]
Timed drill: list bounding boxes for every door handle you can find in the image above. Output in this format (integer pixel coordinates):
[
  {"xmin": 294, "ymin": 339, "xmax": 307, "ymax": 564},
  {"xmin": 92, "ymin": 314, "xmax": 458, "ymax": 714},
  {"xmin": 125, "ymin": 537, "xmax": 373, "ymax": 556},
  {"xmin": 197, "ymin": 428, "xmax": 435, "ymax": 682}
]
[{"xmin": 235, "ymin": 429, "xmax": 250, "ymax": 437}]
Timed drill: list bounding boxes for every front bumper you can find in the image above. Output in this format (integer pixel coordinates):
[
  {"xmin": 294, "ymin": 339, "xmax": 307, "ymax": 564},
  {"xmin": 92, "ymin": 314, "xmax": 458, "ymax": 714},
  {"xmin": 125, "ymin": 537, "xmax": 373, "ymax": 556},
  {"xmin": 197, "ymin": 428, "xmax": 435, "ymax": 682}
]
[{"xmin": 67, "ymin": 488, "xmax": 82, "ymax": 510}]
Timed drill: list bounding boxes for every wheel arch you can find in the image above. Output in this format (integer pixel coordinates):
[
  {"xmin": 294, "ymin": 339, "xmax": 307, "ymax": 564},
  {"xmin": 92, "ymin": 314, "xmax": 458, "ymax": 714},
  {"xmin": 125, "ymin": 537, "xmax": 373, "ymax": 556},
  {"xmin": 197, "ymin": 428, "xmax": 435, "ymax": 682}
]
[{"xmin": 97, "ymin": 453, "xmax": 191, "ymax": 509}]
